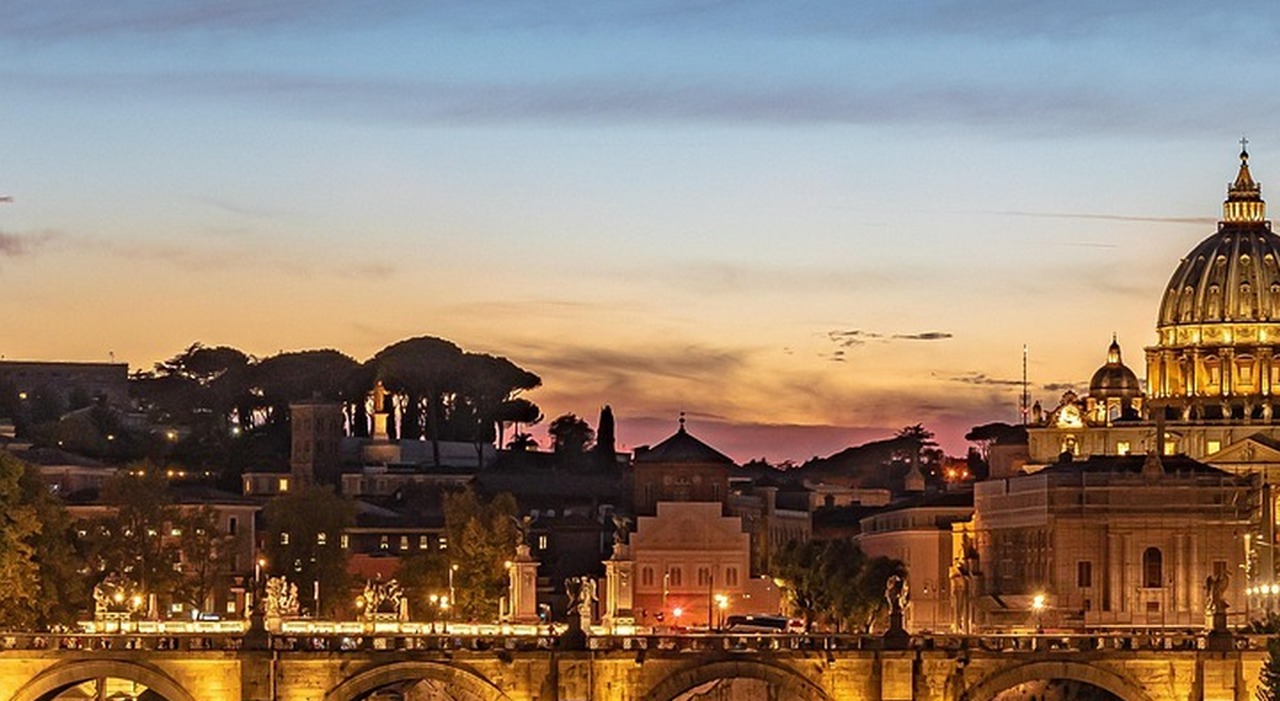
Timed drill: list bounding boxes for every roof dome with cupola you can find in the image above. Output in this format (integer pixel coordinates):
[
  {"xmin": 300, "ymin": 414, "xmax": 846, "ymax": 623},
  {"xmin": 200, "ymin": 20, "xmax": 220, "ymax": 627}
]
[
  {"xmin": 1147, "ymin": 144, "xmax": 1280, "ymax": 421},
  {"xmin": 1090, "ymin": 335, "xmax": 1142, "ymax": 399}
]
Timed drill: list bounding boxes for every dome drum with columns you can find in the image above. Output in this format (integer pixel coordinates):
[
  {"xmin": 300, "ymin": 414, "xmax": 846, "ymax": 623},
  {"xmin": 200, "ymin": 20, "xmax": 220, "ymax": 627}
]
[{"xmin": 1029, "ymin": 147, "xmax": 1280, "ymax": 464}]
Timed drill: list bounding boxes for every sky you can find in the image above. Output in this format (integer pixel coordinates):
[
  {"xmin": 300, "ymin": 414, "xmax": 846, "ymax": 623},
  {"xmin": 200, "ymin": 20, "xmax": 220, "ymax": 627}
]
[{"xmin": 3, "ymin": 1, "xmax": 1280, "ymax": 462}]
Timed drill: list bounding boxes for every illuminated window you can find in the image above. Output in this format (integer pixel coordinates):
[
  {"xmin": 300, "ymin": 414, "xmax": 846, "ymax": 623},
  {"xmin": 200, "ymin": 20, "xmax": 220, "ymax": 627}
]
[
  {"xmin": 280, "ymin": 532, "xmax": 290, "ymax": 546},
  {"xmin": 226, "ymin": 601, "xmax": 236, "ymax": 614},
  {"xmin": 419, "ymin": 535, "xmax": 429, "ymax": 549},
  {"xmin": 1206, "ymin": 440, "xmax": 1221, "ymax": 454},
  {"xmin": 278, "ymin": 477, "xmax": 290, "ymax": 492},
  {"xmin": 400, "ymin": 536, "xmax": 409, "ymax": 550},
  {"xmin": 379, "ymin": 535, "xmax": 389, "ymax": 550},
  {"xmin": 317, "ymin": 532, "xmax": 327, "ymax": 546},
  {"xmin": 340, "ymin": 534, "xmax": 349, "ymax": 549},
  {"xmin": 537, "ymin": 534, "xmax": 548, "ymax": 550},
  {"xmin": 1116, "ymin": 441, "xmax": 1130, "ymax": 456},
  {"xmin": 439, "ymin": 536, "xmax": 447, "ymax": 551},
  {"xmin": 1164, "ymin": 440, "xmax": 1177, "ymax": 455}
]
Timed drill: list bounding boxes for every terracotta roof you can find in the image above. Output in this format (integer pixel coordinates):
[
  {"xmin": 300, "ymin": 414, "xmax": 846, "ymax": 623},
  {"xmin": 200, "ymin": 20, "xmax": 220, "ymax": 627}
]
[{"xmin": 634, "ymin": 426, "xmax": 734, "ymax": 465}]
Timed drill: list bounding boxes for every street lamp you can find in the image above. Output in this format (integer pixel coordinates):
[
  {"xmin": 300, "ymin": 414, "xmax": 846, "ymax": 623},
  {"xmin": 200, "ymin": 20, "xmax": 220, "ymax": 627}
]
[
  {"xmin": 448, "ymin": 564, "xmax": 458, "ymax": 623},
  {"xmin": 714, "ymin": 594, "xmax": 728, "ymax": 631},
  {"xmin": 1031, "ymin": 593, "xmax": 1046, "ymax": 634}
]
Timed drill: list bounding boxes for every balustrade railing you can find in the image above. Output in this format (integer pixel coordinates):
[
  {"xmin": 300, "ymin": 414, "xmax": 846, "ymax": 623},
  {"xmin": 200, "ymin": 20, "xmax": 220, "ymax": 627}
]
[{"xmin": 0, "ymin": 629, "xmax": 1263, "ymax": 654}]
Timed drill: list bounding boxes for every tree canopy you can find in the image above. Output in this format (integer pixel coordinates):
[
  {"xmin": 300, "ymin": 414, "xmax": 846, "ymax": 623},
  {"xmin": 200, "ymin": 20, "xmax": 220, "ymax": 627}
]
[{"xmin": 772, "ymin": 538, "xmax": 905, "ymax": 633}]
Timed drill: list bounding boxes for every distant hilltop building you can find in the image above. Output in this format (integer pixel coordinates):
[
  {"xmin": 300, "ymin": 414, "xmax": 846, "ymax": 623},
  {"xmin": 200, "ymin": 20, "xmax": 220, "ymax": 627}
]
[{"xmin": 0, "ymin": 360, "xmax": 130, "ymax": 409}]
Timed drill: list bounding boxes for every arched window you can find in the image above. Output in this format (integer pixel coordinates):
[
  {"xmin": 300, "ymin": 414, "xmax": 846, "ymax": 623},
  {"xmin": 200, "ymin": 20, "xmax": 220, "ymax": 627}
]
[{"xmin": 1143, "ymin": 547, "xmax": 1163, "ymax": 588}]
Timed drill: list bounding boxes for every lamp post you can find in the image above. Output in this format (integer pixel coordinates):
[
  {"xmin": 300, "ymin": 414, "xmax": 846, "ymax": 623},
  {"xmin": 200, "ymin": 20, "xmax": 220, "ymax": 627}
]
[
  {"xmin": 1031, "ymin": 594, "xmax": 1046, "ymax": 635},
  {"xmin": 714, "ymin": 594, "xmax": 728, "ymax": 631},
  {"xmin": 448, "ymin": 564, "xmax": 458, "ymax": 625}
]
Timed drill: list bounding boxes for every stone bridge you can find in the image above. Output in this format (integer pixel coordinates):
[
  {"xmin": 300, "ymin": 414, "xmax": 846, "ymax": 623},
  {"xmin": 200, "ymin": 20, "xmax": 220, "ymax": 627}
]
[{"xmin": 0, "ymin": 632, "xmax": 1267, "ymax": 701}]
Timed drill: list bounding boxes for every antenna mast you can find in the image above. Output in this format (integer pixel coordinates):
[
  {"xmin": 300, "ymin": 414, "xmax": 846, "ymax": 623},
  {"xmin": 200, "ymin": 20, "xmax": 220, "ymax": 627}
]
[{"xmin": 1021, "ymin": 344, "xmax": 1030, "ymax": 425}]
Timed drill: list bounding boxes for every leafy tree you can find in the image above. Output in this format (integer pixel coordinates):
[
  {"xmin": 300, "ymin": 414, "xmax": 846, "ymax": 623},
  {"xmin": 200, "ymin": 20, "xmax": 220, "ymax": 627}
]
[
  {"xmin": 18, "ymin": 464, "xmax": 89, "ymax": 628},
  {"xmin": 549, "ymin": 414, "xmax": 594, "ymax": 455},
  {"xmin": 441, "ymin": 487, "xmax": 518, "ymax": 621},
  {"xmin": 372, "ymin": 336, "xmax": 466, "ymax": 467},
  {"xmin": 772, "ymin": 538, "xmax": 905, "ymax": 633},
  {"xmin": 173, "ymin": 506, "xmax": 237, "ymax": 614},
  {"xmin": 262, "ymin": 486, "xmax": 355, "ymax": 618},
  {"xmin": 496, "ymin": 398, "xmax": 543, "ymax": 450},
  {"xmin": 1261, "ymin": 635, "xmax": 1280, "ymax": 701},
  {"xmin": 397, "ymin": 550, "xmax": 450, "ymax": 622},
  {"xmin": 83, "ymin": 462, "xmax": 183, "ymax": 605},
  {"xmin": 506, "ymin": 433, "xmax": 538, "ymax": 451},
  {"xmin": 0, "ymin": 452, "xmax": 44, "ymax": 627}
]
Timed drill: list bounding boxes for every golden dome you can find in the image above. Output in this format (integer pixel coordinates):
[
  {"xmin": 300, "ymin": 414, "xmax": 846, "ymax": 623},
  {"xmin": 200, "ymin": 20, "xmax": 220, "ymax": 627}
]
[
  {"xmin": 1156, "ymin": 148, "xmax": 1280, "ymax": 331},
  {"xmin": 1147, "ymin": 146, "xmax": 1280, "ymax": 420}
]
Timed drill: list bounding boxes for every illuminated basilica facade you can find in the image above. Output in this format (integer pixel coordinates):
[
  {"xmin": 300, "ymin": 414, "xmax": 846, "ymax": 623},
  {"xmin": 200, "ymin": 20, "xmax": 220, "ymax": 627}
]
[
  {"xmin": 1029, "ymin": 148, "xmax": 1280, "ymax": 469},
  {"xmin": 1014, "ymin": 148, "xmax": 1280, "ymax": 622}
]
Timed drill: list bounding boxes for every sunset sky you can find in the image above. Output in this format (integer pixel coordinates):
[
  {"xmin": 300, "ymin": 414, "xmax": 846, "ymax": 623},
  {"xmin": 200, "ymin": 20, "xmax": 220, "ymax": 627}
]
[{"xmin": 3, "ymin": 2, "xmax": 1279, "ymax": 461}]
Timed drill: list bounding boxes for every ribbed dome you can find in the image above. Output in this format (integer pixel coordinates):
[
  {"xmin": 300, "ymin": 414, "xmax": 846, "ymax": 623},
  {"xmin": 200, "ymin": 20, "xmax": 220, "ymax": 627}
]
[
  {"xmin": 1157, "ymin": 149, "xmax": 1280, "ymax": 328},
  {"xmin": 1090, "ymin": 337, "xmax": 1141, "ymax": 397}
]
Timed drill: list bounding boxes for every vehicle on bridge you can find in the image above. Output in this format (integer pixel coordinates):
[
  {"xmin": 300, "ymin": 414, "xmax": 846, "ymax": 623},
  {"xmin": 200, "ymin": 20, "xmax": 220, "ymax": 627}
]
[{"xmin": 724, "ymin": 614, "xmax": 803, "ymax": 633}]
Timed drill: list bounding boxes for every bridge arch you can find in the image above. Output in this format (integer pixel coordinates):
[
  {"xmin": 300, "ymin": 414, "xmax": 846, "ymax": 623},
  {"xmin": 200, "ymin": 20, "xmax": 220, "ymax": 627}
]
[
  {"xmin": 324, "ymin": 660, "xmax": 512, "ymax": 701},
  {"xmin": 962, "ymin": 660, "xmax": 1156, "ymax": 701},
  {"xmin": 8, "ymin": 659, "xmax": 197, "ymax": 701},
  {"xmin": 640, "ymin": 658, "xmax": 833, "ymax": 701}
]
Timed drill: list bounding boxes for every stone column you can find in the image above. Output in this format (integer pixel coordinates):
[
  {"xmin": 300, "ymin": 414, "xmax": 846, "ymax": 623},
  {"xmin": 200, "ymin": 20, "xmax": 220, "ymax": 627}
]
[
  {"xmin": 602, "ymin": 543, "xmax": 635, "ymax": 629},
  {"xmin": 508, "ymin": 544, "xmax": 541, "ymax": 624}
]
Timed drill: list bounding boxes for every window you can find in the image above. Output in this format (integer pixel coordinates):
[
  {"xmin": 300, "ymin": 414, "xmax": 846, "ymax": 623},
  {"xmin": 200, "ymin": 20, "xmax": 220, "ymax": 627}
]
[
  {"xmin": 439, "ymin": 536, "xmax": 448, "ymax": 551},
  {"xmin": 229, "ymin": 517, "xmax": 238, "ymax": 535},
  {"xmin": 278, "ymin": 477, "xmax": 290, "ymax": 492},
  {"xmin": 340, "ymin": 534, "xmax": 349, "ymax": 549},
  {"xmin": 668, "ymin": 567, "xmax": 683, "ymax": 587},
  {"xmin": 419, "ymin": 535, "xmax": 429, "ymax": 549},
  {"xmin": 400, "ymin": 535, "xmax": 410, "ymax": 550},
  {"xmin": 537, "ymin": 534, "xmax": 548, "ymax": 550},
  {"xmin": 1077, "ymin": 561, "xmax": 1092, "ymax": 588},
  {"xmin": 725, "ymin": 567, "xmax": 739, "ymax": 587},
  {"xmin": 1207, "ymin": 440, "xmax": 1221, "ymax": 455},
  {"xmin": 1116, "ymin": 441, "xmax": 1130, "ymax": 456},
  {"xmin": 642, "ymin": 567, "xmax": 654, "ymax": 587},
  {"xmin": 317, "ymin": 532, "xmax": 327, "ymax": 546},
  {"xmin": 379, "ymin": 535, "xmax": 389, "ymax": 550},
  {"xmin": 1143, "ymin": 547, "xmax": 1162, "ymax": 588},
  {"xmin": 280, "ymin": 532, "xmax": 290, "ymax": 546},
  {"xmin": 697, "ymin": 566, "xmax": 712, "ymax": 587}
]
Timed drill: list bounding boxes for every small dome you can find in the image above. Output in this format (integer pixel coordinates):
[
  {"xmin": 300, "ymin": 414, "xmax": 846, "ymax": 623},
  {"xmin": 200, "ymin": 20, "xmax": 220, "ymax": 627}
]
[{"xmin": 1090, "ymin": 337, "xmax": 1142, "ymax": 398}]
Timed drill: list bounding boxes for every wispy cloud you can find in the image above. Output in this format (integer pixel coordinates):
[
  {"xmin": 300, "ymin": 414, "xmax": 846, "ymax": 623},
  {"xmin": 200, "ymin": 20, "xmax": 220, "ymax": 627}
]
[
  {"xmin": 991, "ymin": 210, "xmax": 1217, "ymax": 226},
  {"xmin": 0, "ymin": 231, "xmax": 58, "ymax": 258},
  {"xmin": 944, "ymin": 371, "xmax": 1024, "ymax": 387},
  {"xmin": 828, "ymin": 329, "xmax": 953, "ymax": 348}
]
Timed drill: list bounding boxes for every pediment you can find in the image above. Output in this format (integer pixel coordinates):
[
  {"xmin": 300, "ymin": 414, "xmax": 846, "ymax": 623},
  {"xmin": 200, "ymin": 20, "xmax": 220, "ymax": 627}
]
[{"xmin": 1207, "ymin": 435, "xmax": 1280, "ymax": 464}]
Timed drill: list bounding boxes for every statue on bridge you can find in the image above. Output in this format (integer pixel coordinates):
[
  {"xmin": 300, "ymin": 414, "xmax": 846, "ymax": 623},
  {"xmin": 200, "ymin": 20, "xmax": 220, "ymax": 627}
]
[
  {"xmin": 883, "ymin": 574, "xmax": 910, "ymax": 648},
  {"xmin": 264, "ymin": 576, "xmax": 300, "ymax": 618},
  {"xmin": 358, "ymin": 577, "xmax": 408, "ymax": 622},
  {"xmin": 885, "ymin": 575, "xmax": 910, "ymax": 615},
  {"xmin": 1204, "ymin": 571, "xmax": 1230, "ymax": 616}
]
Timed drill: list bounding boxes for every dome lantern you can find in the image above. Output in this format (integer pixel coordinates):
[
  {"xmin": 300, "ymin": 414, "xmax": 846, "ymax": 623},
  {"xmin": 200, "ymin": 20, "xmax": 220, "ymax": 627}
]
[{"xmin": 1224, "ymin": 139, "xmax": 1266, "ymax": 224}]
